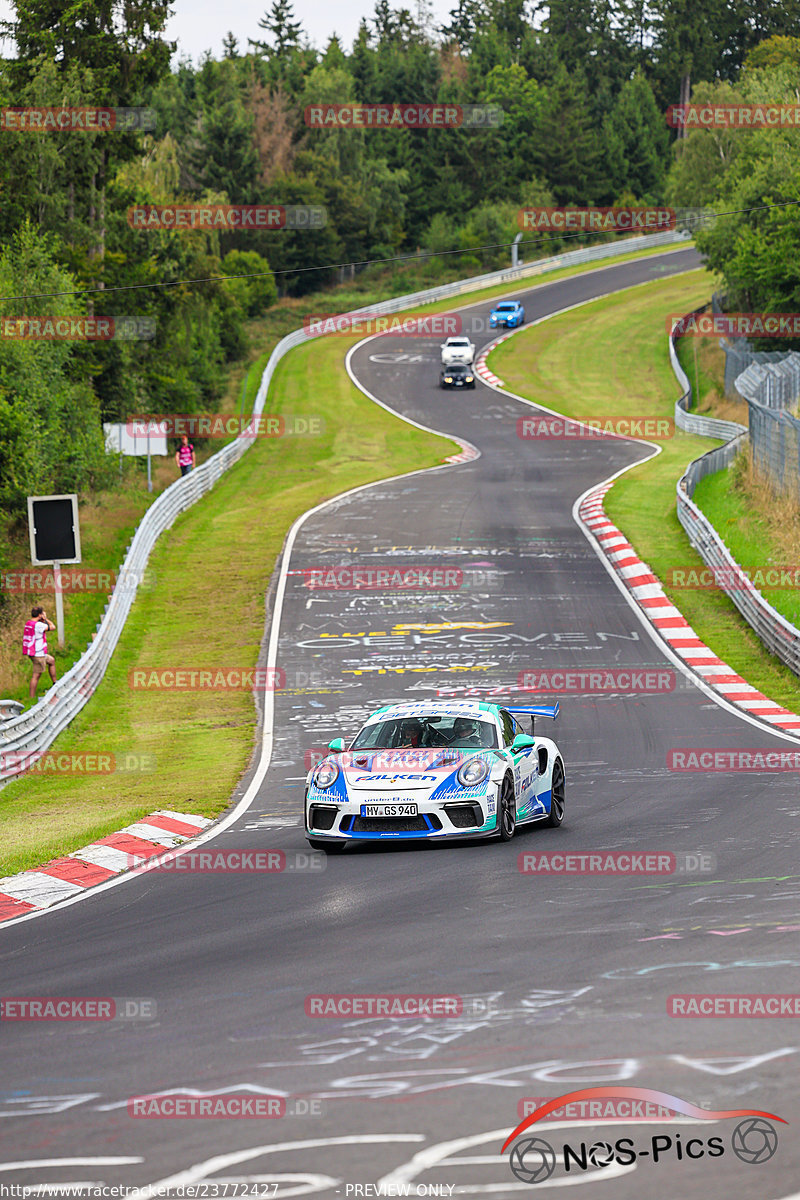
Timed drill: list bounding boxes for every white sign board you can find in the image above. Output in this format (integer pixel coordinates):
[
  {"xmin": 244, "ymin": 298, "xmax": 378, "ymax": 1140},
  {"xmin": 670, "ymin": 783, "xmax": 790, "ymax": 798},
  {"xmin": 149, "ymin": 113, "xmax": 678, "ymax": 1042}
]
[{"xmin": 104, "ymin": 422, "xmax": 168, "ymax": 456}]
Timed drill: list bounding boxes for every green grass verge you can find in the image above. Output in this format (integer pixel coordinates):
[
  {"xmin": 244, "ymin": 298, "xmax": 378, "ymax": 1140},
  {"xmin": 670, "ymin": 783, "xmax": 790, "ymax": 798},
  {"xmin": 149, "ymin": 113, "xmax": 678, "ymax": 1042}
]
[
  {"xmin": 693, "ymin": 466, "xmax": 800, "ymax": 629},
  {"xmin": 489, "ymin": 267, "xmax": 800, "ymax": 712},
  {"xmin": 0, "ymin": 335, "xmax": 456, "ymax": 877}
]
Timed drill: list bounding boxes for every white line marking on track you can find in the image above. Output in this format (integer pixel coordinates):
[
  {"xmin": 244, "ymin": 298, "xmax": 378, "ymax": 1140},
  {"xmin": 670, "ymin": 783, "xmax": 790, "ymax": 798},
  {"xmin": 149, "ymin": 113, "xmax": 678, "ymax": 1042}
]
[
  {"xmin": 0, "ymin": 1159, "xmax": 143, "ymax": 1169},
  {"xmin": 135, "ymin": 1136, "xmax": 425, "ymax": 1198}
]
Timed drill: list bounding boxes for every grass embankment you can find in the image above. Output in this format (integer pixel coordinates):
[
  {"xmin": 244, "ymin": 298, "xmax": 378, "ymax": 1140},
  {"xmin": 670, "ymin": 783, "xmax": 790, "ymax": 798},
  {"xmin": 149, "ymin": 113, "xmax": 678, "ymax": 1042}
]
[
  {"xmin": 674, "ymin": 300, "xmax": 800, "ymax": 631},
  {"xmin": 489, "ymin": 267, "xmax": 800, "ymax": 712},
  {"xmin": 0, "ymin": 335, "xmax": 456, "ymax": 876}
]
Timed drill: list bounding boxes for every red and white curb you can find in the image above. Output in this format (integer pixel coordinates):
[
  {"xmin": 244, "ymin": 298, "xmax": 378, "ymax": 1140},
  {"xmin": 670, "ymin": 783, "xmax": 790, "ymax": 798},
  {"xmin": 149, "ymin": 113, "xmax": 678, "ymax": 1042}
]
[
  {"xmin": 475, "ymin": 333, "xmax": 516, "ymax": 387},
  {"xmin": 445, "ymin": 444, "xmax": 479, "ymax": 464},
  {"xmin": 579, "ymin": 485, "xmax": 800, "ymax": 732},
  {"xmin": 0, "ymin": 809, "xmax": 212, "ymax": 924}
]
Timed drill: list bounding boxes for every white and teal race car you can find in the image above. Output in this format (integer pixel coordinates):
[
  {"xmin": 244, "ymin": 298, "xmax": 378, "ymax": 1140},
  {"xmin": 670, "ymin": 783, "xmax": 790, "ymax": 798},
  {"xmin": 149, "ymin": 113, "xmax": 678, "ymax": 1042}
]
[{"xmin": 304, "ymin": 699, "xmax": 565, "ymax": 852}]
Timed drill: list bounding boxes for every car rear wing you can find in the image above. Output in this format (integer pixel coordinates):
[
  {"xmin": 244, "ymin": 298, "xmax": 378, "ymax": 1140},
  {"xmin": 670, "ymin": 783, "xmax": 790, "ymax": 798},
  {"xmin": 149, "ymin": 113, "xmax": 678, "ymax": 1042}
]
[{"xmin": 505, "ymin": 703, "xmax": 559, "ymax": 733}]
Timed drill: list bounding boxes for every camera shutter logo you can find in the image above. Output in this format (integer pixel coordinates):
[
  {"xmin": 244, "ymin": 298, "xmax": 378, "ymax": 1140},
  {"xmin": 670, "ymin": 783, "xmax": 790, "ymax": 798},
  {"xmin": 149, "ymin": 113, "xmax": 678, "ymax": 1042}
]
[
  {"xmin": 509, "ymin": 1137, "xmax": 556, "ymax": 1184},
  {"xmin": 731, "ymin": 1118, "xmax": 778, "ymax": 1165},
  {"xmin": 587, "ymin": 1140, "xmax": 615, "ymax": 1167}
]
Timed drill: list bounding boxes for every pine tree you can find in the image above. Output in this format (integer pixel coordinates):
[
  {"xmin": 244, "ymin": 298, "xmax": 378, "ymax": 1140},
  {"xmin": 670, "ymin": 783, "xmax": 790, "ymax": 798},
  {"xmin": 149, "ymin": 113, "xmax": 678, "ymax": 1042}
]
[{"xmin": 248, "ymin": 0, "xmax": 304, "ymax": 59}]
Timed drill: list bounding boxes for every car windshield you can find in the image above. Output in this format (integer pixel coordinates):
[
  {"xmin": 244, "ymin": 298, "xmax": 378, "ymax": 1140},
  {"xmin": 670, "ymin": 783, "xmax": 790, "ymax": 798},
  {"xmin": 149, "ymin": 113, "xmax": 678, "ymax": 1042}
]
[
  {"xmin": 496, "ymin": 303, "xmax": 515, "ymax": 310},
  {"xmin": 352, "ymin": 715, "xmax": 498, "ymax": 750},
  {"xmin": 448, "ymin": 338, "xmax": 470, "ymax": 345}
]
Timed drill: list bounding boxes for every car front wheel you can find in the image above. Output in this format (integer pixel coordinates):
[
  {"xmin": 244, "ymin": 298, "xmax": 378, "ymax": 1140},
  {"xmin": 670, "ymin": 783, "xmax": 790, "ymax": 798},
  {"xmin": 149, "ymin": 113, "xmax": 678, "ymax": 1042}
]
[
  {"xmin": 498, "ymin": 774, "xmax": 517, "ymax": 841},
  {"xmin": 545, "ymin": 759, "xmax": 565, "ymax": 827}
]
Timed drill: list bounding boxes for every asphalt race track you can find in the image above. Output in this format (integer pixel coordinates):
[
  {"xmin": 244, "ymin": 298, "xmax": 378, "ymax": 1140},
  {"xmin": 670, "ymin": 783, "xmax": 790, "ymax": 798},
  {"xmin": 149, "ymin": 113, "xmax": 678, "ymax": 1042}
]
[{"xmin": 3, "ymin": 245, "xmax": 800, "ymax": 1198}]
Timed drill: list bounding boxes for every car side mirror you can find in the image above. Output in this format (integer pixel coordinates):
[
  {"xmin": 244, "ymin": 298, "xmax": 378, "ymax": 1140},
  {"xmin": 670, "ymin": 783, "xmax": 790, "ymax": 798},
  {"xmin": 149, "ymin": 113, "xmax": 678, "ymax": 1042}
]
[
  {"xmin": 511, "ymin": 734, "xmax": 536, "ymax": 751},
  {"xmin": 327, "ymin": 738, "xmax": 346, "ymax": 752}
]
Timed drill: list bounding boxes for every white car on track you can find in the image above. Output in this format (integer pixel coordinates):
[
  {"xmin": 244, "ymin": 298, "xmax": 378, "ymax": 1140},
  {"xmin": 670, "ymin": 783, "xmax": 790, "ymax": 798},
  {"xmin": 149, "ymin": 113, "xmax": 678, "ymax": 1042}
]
[
  {"xmin": 304, "ymin": 699, "xmax": 565, "ymax": 851},
  {"xmin": 440, "ymin": 335, "xmax": 476, "ymax": 366}
]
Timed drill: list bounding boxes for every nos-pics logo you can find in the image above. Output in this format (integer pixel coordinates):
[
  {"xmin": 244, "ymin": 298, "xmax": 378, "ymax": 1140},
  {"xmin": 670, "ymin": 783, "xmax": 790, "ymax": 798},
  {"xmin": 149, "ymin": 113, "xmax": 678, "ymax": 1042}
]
[{"xmin": 502, "ymin": 1087, "xmax": 784, "ymax": 1184}]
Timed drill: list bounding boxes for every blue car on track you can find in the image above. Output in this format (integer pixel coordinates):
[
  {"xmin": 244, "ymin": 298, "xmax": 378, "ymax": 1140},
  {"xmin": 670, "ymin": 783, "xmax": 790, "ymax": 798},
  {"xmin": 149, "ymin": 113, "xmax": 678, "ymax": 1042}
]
[
  {"xmin": 489, "ymin": 300, "xmax": 525, "ymax": 329},
  {"xmin": 304, "ymin": 699, "xmax": 565, "ymax": 851}
]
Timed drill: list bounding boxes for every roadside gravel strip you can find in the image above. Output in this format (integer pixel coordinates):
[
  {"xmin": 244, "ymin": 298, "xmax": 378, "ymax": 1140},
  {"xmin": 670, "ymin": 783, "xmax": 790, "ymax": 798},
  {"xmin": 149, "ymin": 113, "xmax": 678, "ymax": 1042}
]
[{"xmin": 475, "ymin": 309, "xmax": 800, "ymax": 738}]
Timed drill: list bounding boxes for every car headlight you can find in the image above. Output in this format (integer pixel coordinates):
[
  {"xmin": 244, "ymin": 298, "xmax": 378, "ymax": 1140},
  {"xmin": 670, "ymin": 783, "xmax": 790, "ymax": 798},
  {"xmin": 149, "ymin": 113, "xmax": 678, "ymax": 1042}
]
[
  {"xmin": 444, "ymin": 376, "xmax": 452, "ymax": 382},
  {"xmin": 465, "ymin": 375, "xmax": 473, "ymax": 382},
  {"xmin": 457, "ymin": 757, "xmax": 490, "ymax": 787},
  {"xmin": 312, "ymin": 758, "xmax": 339, "ymax": 789}
]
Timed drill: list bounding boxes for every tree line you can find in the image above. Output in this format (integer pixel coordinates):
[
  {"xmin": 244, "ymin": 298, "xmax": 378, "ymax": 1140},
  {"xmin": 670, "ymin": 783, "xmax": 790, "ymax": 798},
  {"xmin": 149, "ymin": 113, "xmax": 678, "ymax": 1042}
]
[{"xmin": 0, "ymin": 0, "xmax": 798, "ymax": 534}]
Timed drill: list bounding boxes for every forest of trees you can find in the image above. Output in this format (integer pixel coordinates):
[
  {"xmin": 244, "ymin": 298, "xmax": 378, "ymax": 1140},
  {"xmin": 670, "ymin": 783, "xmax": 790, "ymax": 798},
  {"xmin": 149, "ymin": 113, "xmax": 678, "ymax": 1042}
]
[{"xmin": 0, "ymin": 0, "xmax": 799, "ymax": 530}]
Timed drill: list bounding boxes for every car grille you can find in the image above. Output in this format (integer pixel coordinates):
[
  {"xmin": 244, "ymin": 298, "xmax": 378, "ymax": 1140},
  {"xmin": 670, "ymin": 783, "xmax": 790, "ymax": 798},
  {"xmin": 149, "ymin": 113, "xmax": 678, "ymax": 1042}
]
[
  {"xmin": 308, "ymin": 804, "xmax": 337, "ymax": 831},
  {"xmin": 344, "ymin": 814, "xmax": 443, "ymax": 834},
  {"xmin": 444, "ymin": 803, "xmax": 483, "ymax": 829}
]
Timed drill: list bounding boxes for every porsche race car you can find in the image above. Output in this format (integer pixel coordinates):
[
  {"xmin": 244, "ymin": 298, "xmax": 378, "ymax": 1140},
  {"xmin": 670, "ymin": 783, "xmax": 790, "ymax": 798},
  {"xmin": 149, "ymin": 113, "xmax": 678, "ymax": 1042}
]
[{"xmin": 304, "ymin": 699, "xmax": 565, "ymax": 851}]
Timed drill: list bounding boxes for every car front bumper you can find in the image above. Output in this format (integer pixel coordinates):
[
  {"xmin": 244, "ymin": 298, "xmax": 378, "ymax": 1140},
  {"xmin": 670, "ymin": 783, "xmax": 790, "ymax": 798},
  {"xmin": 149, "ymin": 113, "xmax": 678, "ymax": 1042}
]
[{"xmin": 306, "ymin": 794, "xmax": 498, "ymax": 841}]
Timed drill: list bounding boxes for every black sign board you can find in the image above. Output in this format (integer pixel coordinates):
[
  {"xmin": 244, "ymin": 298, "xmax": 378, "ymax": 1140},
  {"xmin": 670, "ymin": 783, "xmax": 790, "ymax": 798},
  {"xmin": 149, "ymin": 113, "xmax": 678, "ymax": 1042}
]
[{"xmin": 27, "ymin": 494, "xmax": 82, "ymax": 565}]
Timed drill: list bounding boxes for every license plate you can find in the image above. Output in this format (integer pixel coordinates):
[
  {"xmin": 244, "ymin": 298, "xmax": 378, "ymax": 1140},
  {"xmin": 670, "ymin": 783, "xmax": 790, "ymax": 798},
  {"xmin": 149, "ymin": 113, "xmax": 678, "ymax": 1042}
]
[{"xmin": 361, "ymin": 803, "xmax": 418, "ymax": 817}]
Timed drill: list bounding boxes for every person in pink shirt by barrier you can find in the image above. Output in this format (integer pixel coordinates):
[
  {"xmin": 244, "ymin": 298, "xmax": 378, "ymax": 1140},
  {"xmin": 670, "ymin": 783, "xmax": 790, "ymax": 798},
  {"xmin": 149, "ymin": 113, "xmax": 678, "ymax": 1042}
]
[
  {"xmin": 23, "ymin": 606, "xmax": 57, "ymax": 699},
  {"xmin": 175, "ymin": 435, "xmax": 196, "ymax": 476}
]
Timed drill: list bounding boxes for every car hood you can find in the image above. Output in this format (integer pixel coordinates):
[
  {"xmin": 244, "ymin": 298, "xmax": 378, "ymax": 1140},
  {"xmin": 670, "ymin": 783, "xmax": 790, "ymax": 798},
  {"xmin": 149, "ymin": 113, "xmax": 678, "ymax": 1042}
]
[{"xmin": 336, "ymin": 748, "xmax": 484, "ymax": 791}]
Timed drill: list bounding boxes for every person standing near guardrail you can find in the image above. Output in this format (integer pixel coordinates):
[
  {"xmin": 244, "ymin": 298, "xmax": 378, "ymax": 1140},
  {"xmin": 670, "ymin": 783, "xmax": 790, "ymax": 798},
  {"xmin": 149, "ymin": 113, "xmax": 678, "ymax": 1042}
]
[
  {"xmin": 23, "ymin": 607, "xmax": 57, "ymax": 700},
  {"xmin": 175, "ymin": 435, "xmax": 195, "ymax": 476}
]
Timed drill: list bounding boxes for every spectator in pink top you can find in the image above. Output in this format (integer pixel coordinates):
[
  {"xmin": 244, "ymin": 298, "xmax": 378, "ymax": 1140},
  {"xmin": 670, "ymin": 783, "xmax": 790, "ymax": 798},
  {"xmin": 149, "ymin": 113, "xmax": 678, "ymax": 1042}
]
[
  {"xmin": 23, "ymin": 606, "xmax": 57, "ymax": 700},
  {"xmin": 175, "ymin": 435, "xmax": 196, "ymax": 476}
]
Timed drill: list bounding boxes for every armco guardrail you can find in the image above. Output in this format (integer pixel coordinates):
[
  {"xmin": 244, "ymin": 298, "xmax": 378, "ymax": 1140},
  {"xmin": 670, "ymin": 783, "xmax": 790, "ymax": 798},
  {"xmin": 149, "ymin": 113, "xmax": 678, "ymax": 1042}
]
[
  {"xmin": 670, "ymin": 304, "xmax": 747, "ymax": 441},
  {"xmin": 0, "ymin": 229, "xmax": 688, "ymax": 782},
  {"xmin": 672, "ymin": 314, "xmax": 800, "ymax": 679}
]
